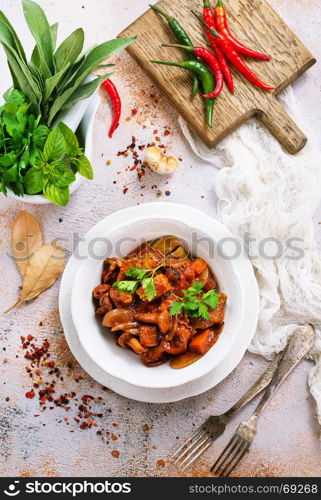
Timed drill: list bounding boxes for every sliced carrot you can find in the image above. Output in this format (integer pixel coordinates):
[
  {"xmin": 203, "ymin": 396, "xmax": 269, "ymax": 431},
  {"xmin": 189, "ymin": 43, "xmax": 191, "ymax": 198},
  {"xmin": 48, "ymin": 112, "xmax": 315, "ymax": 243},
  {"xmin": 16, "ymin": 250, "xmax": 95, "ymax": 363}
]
[
  {"xmin": 189, "ymin": 328, "xmax": 217, "ymax": 355},
  {"xmin": 191, "ymin": 258, "xmax": 208, "ymax": 275}
]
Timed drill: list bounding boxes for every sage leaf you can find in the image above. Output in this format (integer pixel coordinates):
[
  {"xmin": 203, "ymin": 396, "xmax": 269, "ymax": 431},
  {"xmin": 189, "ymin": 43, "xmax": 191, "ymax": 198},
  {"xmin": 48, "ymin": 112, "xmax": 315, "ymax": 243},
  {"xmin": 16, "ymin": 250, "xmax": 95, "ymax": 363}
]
[
  {"xmin": 0, "ymin": 12, "xmax": 27, "ymax": 62},
  {"xmin": 44, "ymin": 62, "xmax": 70, "ymax": 101},
  {"xmin": 22, "ymin": 0, "xmax": 54, "ymax": 76},
  {"xmin": 50, "ymin": 23, "xmax": 58, "ymax": 49},
  {"xmin": 48, "ymin": 37, "xmax": 135, "ymax": 125},
  {"xmin": 54, "ymin": 28, "xmax": 84, "ymax": 72},
  {"xmin": 61, "ymin": 73, "xmax": 112, "ymax": 112},
  {"xmin": 2, "ymin": 43, "xmax": 41, "ymax": 113},
  {"xmin": 72, "ymin": 37, "xmax": 136, "ymax": 84}
]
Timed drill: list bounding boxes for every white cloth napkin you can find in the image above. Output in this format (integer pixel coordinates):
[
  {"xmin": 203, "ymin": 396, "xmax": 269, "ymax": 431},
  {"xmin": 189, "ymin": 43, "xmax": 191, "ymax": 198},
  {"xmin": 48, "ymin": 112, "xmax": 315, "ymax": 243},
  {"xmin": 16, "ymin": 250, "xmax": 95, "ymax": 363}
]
[{"xmin": 179, "ymin": 87, "xmax": 321, "ymax": 424}]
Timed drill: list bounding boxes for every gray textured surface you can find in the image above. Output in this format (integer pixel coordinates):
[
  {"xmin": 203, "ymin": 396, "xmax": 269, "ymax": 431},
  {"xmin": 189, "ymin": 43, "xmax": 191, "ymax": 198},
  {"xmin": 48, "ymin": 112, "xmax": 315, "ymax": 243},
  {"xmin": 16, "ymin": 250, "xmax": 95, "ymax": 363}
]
[{"xmin": 0, "ymin": 0, "xmax": 321, "ymax": 477}]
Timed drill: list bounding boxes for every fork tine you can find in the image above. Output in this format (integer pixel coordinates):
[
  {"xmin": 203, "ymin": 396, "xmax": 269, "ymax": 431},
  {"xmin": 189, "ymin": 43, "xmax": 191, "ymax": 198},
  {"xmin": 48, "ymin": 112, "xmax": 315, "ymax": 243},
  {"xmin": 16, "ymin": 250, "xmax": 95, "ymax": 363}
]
[
  {"xmin": 171, "ymin": 427, "xmax": 202, "ymax": 463},
  {"xmin": 174, "ymin": 431, "xmax": 207, "ymax": 465},
  {"xmin": 210, "ymin": 435, "xmax": 238, "ymax": 473},
  {"xmin": 223, "ymin": 444, "xmax": 249, "ymax": 477},
  {"xmin": 218, "ymin": 439, "xmax": 244, "ymax": 477},
  {"xmin": 178, "ymin": 433, "xmax": 211, "ymax": 468},
  {"xmin": 181, "ymin": 437, "xmax": 212, "ymax": 472}
]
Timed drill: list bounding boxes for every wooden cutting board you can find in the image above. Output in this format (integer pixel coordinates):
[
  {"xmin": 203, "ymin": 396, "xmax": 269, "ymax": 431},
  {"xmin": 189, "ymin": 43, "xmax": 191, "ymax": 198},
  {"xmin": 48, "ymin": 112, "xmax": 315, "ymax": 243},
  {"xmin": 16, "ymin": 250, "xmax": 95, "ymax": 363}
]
[{"xmin": 119, "ymin": 0, "xmax": 316, "ymax": 154}]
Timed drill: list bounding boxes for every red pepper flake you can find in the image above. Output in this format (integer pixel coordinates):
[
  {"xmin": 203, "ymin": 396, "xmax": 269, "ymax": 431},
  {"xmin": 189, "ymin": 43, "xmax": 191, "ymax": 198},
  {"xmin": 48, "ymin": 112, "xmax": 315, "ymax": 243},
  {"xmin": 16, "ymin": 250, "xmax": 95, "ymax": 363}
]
[
  {"xmin": 80, "ymin": 422, "xmax": 88, "ymax": 430},
  {"xmin": 25, "ymin": 389, "xmax": 35, "ymax": 399},
  {"xmin": 27, "ymin": 335, "xmax": 34, "ymax": 341},
  {"xmin": 157, "ymin": 459, "xmax": 165, "ymax": 468},
  {"xmin": 123, "ymin": 187, "xmax": 128, "ymax": 194},
  {"xmin": 164, "ymin": 130, "xmax": 170, "ymax": 136},
  {"xmin": 111, "ymin": 434, "xmax": 118, "ymax": 441},
  {"xmin": 111, "ymin": 450, "xmax": 120, "ymax": 459},
  {"xmin": 131, "ymin": 109, "xmax": 138, "ymax": 115},
  {"xmin": 142, "ymin": 424, "xmax": 150, "ymax": 432}
]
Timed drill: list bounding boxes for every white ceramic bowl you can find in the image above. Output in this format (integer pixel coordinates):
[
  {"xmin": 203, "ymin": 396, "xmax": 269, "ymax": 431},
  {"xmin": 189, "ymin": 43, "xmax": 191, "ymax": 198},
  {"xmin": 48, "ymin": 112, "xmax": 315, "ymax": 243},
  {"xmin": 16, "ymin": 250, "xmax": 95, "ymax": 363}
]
[
  {"xmin": 6, "ymin": 93, "xmax": 100, "ymax": 204},
  {"xmin": 70, "ymin": 203, "xmax": 258, "ymax": 390}
]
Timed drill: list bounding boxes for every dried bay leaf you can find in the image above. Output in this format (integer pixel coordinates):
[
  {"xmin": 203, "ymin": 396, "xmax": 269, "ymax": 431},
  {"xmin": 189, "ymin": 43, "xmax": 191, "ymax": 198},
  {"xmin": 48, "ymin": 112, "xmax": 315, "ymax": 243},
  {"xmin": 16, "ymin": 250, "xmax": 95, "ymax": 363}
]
[
  {"xmin": 11, "ymin": 210, "xmax": 43, "ymax": 276},
  {"xmin": 6, "ymin": 242, "xmax": 65, "ymax": 312}
]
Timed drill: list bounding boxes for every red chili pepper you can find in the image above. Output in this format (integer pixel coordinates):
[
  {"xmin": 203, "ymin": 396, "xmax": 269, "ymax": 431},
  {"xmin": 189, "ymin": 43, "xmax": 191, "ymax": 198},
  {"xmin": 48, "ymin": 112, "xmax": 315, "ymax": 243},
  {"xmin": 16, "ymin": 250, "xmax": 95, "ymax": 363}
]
[
  {"xmin": 163, "ymin": 43, "xmax": 223, "ymax": 98},
  {"xmin": 214, "ymin": 0, "xmax": 270, "ymax": 61},
  {"xmin": 203, "ymin": 0, "xmax": 234, "ymax": 94},
  {"xmin": 101, "ymin": 79, "xmax": 121, "ymax": 138},
  {"xmin": 194, "ymin": 12, "xmax": 274, "ymax": 92}
]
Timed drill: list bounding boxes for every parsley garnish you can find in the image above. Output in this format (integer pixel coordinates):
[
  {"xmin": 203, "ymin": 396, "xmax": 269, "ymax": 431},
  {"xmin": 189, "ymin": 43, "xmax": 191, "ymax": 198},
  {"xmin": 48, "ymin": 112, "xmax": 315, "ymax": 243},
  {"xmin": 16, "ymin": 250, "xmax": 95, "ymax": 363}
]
[
  {"xmin": 112, "ymin": 265, "xmax": 162, "ymax": 301},
  {"xmin": 169, "ymin": 282, "xmax": 219, "ymax": 320}
]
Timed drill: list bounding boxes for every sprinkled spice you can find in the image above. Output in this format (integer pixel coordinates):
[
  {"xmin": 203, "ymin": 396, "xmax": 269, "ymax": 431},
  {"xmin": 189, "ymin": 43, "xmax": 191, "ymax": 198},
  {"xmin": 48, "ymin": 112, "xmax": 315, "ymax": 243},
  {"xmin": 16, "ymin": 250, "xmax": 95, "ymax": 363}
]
[
  {"xmin": 142, "ymin": 424, "xmax": 150, "ymax": 432},
  {"xmin": 19, "ymin": 336, "xmax": 114, "ymax": 441},
  {"xmin": 111, "ymin": 450, "xmax": 120, "ymax": 458},
  {"xmin": 157, "ymin": 459, "xmax": 165, "ymax": 468}
]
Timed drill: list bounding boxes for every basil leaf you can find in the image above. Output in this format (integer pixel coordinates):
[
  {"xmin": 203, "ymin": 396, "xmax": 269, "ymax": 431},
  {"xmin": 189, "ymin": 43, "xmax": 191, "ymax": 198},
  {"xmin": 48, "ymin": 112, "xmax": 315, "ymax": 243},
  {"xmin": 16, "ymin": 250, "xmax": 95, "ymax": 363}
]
[
  {"xmin": 54, "ymin": 28, "xmax": 84, "ymax": 72},
  {"xmin": 74, "ymin": 156, "xmax": 93, "ymax": 180},
  {"xmin": 33, "ymin": 125, "xmax": 50, "ymax": 149},
  {"xmin": 43, "ymin": 128, "xmax": 66, "ymax": 161},
  {"xmin": 29, "ymin": 148, "xmax": 45, "ymax": 168},
  {"xmin": 24, "ymin": 166, "xmax": 43, "ymax": 194},
  {"xmin": 22, "ymin": 0, "xmax": 54, "ymax": 76},
  {"xmin": 57, "ymin": 122, "xmax": 79, "ymax": 155},
  {"xmin": 43, "ymin": 180, "xmax": 69, "ymax": 206},
  {"xmin": 48, "ymin": 161, "xmax": 76, "ymax": 187}
]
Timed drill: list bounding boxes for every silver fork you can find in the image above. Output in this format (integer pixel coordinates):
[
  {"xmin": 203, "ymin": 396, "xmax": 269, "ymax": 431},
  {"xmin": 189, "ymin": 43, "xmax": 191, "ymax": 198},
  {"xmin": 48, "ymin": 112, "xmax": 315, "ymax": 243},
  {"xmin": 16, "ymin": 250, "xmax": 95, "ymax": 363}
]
[
  {"xmin": 172, "ymin": 350, "xmax": 285, "ymax": 471},
  {"xmin": 211, "ymin": 324, "xmax": 315, "ymax": 477}
]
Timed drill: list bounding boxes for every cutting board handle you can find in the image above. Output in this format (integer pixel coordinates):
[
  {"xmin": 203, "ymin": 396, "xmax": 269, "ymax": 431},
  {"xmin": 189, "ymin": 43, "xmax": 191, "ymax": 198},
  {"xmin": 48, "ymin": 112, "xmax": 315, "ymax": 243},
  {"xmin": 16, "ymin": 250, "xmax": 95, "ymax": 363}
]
[{"xmin": 259, "ymin": 98, "xmax": 307, "ymax": 154}]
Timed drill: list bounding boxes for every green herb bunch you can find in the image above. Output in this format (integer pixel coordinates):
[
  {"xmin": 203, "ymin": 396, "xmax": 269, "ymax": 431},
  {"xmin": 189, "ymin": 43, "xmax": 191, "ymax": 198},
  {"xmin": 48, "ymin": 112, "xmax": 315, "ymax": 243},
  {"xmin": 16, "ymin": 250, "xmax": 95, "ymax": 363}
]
[
  {"xmin": 113, "ymin": 266, "xmax": 162, "ymax": 302},
  {"xmin": 113, "ymin": 267, "xmax": 220, "ymax": 319},
  {"xmin": 169, "ymin": 281, "xmax": 219, "ymax": 320},
  {"xmin": 0, "ymin": 89, "xmax": 92, "ymax": 205},
  {"xmin": 0, "ymin": 0, "xmax": 135, "ymax": 126}
]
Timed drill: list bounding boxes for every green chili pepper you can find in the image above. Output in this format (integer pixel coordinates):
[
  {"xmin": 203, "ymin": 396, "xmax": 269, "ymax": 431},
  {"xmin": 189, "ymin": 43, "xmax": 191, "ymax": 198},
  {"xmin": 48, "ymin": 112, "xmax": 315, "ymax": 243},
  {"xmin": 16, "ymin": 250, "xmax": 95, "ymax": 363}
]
[
  {"xmin": 150, "ymin": 60, "xmax": 214, "ymax": 127},
  {"xmin": 150, "ymin": 4, "xmax": 199, "ymax": 97}
]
